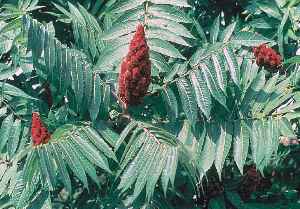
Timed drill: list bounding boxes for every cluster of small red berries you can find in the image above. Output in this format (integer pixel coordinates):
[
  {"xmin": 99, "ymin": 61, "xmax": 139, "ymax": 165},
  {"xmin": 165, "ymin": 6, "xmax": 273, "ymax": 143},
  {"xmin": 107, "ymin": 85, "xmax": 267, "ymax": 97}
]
[
  {"xmin": 31, "ymin": 112, "xmax": 51, "ymax": 146},
  {"xmin": 118, "ymin": 24, "xmax": 151, "ymax": 108},
  {"xmin": 253, "ymin": 44, "xmax": 282, "ymax": 70}
]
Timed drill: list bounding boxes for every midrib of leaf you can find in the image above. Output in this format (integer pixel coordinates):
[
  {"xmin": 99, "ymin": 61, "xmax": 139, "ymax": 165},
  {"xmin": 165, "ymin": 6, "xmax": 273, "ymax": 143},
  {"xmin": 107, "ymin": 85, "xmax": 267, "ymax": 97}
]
[
  {"xmin": 211, "ymin": 54, "xmax": 225, "ymax": 92},
  {"xmin": 200, "ymin": 62, "xmax": 227, "ymax": 108},
  {"xmin": 133, "ymin": 140, "xmax": 158, "ymax": 199},
  {"xmin": 215, "ymin": 124, "xmax": 231, "ymax": 179},
  {"xmin": 119, "ymin": 135, "xmax": 152, "ymax": 193},
  {"xmin": 37, "ymin": 148, "xmax": 54, "ymax": 190},
  {"xmin": 70, "ymin": 134, "xmax": 111, "ymax": 173},
  {"xmin": 0, "ymin": 114, "xmax": 14, "ymax": 152},
  {"xmin": 162, "ymin": 87, "xmax": 178, "ymax": 119},
  {"xmin": 115, "ymin": 120, "xmax": 138, "ymax": 151},
  {"xmin": 146, "ymin": 145, "xmax": 167, "ymax": 200},
  {"xmin": 223, "ymin": 47, "xmax": 239, "ymax": 85},
  {"xmin": 198, "ymin": 133, "xmax": 216, "ymax": 177},
  {"xmin": 256, "ymin": 120, "xmax": 266, "ymax": 167},
  {"xmin": 251, "ymin": 120, "xmax": 259, "ymax": 165},
  {"xmin": 177, "ymin": 78, "xmax": 197, "ymax": 127},
  {"xmin": 233, "ymin": 121, "xmax": 249, "ymax": 174},
  {"xmin": 50, "ymin": 143, "xmax": 72, "ymax": 193},
  {"xmin": 190, "ymin": 42, "xmax": 230, "ymax": 69},
  {"xmin": 264, "ymin": 118, "xmax": 274, "ymax": 165},
  {"xmin": 81, "ymin": 127, "xmax": 117, "ymax": 161},
  {"xmin": 161, "ymin": 146, "xmax": 178, "ymax": 195},
  {"xmin": 189, "ymin": 70, "xmax": 211, "ymax": 118},
  {"xmin": 58, "ymin": 141, "xmax": 88, "ymax": 188}
]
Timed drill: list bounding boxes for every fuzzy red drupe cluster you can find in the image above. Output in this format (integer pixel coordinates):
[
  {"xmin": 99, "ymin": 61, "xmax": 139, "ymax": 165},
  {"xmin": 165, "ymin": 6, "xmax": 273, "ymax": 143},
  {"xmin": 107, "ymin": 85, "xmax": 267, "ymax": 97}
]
[
  {"xmin": 31, "ymin": 112, "xmax": 51, "ymax": 146},
  {"xmin": 118, "ymin": 24, "xmax": 151, "ymax": 108},
  {"xmin": 253, "ymin": 44, "xmax": 282, "ymax": 70}
]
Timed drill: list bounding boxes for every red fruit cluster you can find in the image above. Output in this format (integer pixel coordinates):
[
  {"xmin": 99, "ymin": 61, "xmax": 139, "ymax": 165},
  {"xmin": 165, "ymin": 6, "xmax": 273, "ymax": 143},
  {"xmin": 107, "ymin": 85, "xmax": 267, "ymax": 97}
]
[
  {"xmin": 31, "ymin": 112, "xmax": 51, "ymax": 146},
  {"xmin": 253, "ymin": 44, "xmax": 282, "ymax": 70},
  {"xmin": 118, "ymin": 24, "xmax": 151, "ymax": 108}
]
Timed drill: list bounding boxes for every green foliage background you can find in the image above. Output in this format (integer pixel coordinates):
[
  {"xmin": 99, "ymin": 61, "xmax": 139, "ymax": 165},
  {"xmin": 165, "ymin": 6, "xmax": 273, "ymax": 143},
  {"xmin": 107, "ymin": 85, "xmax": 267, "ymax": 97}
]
[{"xmin": 0, "ymin": 0, "xmax": 300, "ymax": 208}]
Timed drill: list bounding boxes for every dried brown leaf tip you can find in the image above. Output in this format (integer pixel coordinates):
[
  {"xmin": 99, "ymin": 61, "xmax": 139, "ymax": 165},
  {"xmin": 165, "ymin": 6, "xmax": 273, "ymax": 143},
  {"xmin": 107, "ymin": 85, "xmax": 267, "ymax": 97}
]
[{"xmin": 118, "ymin": 24, "xmax": 151, "ymax": 109}]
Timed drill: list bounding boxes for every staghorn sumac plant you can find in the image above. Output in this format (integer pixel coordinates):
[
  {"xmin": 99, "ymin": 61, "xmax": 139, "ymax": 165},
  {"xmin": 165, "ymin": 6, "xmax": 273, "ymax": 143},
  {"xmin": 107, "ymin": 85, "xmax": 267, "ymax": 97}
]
[{"xmin": 0, "ymin": 1, "xmax": 299, "ymax": 209}]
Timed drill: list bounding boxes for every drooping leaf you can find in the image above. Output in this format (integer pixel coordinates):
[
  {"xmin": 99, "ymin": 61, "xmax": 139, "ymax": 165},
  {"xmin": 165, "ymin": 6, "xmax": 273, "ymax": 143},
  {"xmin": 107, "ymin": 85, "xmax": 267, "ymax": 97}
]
[
  {"xmin": 177, "ymin": 78, "xmax": 198, "ymax": 127},
  {"xmin": 189, "ymin": 70, "xmax": 211, "ymax": 118},
  {"xmin": 215, "ymin": 122, "xmax": 233, "ymax": 179},
  {"xmin": 210, "ymin": 15, "xmax": 220, "ymax": 43},
  {"xmin": 233, "ymin": 120, "xmax": 250, "ymax": 174},
  {"xmin": 89, "ymin": 74, "xmax": 102, "ymax": 121},
  {"xmin": 231, "ymin": 31, "xmax": 274, "ymax": 47},
  {"xmin": 161, "ymin": 87, "xmax": 179, "ymax": 121}
]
